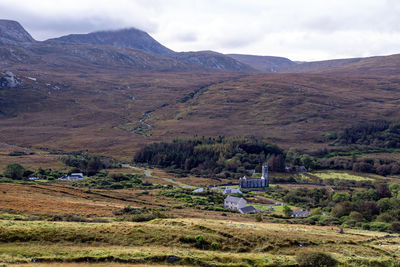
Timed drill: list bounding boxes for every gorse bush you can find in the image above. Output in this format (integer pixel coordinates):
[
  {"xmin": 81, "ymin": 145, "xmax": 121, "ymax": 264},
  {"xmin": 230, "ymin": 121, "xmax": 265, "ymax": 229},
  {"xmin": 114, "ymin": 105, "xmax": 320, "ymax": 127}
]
[{"xmin": 296, "ymin": 251, "xmax": 337, "ymax": 267}]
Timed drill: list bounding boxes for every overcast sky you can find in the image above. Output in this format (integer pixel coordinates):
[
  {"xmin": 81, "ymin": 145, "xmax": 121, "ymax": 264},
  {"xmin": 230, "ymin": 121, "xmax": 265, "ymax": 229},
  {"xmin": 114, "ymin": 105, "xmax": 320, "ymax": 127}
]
[{"xmin": 1, "ymin": 0, "xmax": 400, "ymax": 61}]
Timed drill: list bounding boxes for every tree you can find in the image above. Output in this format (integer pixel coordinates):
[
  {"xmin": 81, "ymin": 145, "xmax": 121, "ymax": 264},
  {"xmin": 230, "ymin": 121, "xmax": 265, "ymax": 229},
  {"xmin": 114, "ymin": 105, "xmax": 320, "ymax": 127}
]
[
  {"xmin": 4, "ymin": 163, "xmax": 26, "ymax": 180},
  {"xmin": 332, "ymin": 201, "xmax": 353, "ymax": 218},
  {"xmin": 349, "ymin": 211, "xmax": 364, "ymax": 222},
  {"xmin": 283, "ymin": 205, "xmax": 293, "ymax": 217},
  {"xmin": 300, "ymin": 155, "xmax": 317, "ymax": 170},
  {"xmin": 332, "ymin": 192, "xmax": 350, "ymax": 202}
]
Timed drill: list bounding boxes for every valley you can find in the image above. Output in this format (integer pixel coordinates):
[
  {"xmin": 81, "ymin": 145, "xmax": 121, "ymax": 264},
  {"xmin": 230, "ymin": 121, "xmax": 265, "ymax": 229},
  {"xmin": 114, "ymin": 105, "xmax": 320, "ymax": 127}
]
[{"xmin": 1, "ymin": 18, "xmax": 400, "ymax": 266}]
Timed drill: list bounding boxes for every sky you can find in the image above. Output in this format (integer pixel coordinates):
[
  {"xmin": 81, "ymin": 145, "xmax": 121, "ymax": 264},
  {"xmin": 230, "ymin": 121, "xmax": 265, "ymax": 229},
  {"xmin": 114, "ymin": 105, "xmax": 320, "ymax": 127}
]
[{"xmin": 1, "ymin": 0, "xmax": 400, "ymax": 61}]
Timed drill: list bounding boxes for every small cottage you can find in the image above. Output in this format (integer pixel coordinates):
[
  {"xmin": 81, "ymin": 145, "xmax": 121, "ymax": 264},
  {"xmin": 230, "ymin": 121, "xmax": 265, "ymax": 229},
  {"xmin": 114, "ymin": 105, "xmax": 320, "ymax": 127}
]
[
  {"xmin": 59, "ymin": 173, "xmax": 84, "ymax": 181},
  {"xmin": 239, "ymin": 206, "xmax": 257, "ymax": 214},
  {"xmin": 224, "ymin": 195, "xmax": 247, "ymax": 211},
  {"xmin": 291, "ymin": 209, "xmax": 312, "ymax": 218}
]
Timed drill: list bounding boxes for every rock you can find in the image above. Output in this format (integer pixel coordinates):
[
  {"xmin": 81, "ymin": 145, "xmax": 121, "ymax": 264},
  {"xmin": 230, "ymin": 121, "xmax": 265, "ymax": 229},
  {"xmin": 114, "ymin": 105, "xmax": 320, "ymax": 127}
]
[
  {"xmin": 0, "ymin": 71, "xmax": 21, "ymax": 88},
  {"xmin": 166, "ymin": 256, "xmax": 181, "ymax": 263}
]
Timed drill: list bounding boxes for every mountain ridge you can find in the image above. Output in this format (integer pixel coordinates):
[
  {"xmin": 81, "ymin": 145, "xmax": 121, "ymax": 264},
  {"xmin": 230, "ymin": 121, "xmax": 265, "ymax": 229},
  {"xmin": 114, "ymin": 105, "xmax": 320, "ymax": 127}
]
[
  {"xmin": 0, "ymin": 19, "xmax": 35, "ymax": 45},
  {"xmin": 46, "ymin": 27, "xmax": 174, "ymax": 56}
]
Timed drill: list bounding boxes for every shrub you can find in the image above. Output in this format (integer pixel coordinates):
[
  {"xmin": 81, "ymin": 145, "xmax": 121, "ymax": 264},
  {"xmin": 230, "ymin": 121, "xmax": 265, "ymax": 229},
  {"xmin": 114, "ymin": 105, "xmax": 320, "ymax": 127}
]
[
  {"xmin": 128, "ymin": 213, "xmax": 156, "ymax": 222},
  {"xmin": 283, "ymin": 205, "xmax": 293, "ymax": 217},
  {"xmin": 211, "ymin": 241, "xmax": 220, "ymax": 250},
  {"xmin": 388, "ymin": 222, "xmax": 400, "ymax": 233},
  {"xmin": 369, "ymin": 222, "xmax": 389, "ymax": 231},
  {"xmin": 349, "ymin": 211, "xmax": 364, "ymax": 222},
  {"xmin": 255, "ymin": 213, "xmax": 263, "ymax": 222},
  {"xmin": 3, "ymin": 163, "xmax": 26, "ymax": 180},
  {"xmin": 8, "ymin": 151, "xmax": 27, "ymax": 156},
  {"xmin": 296, "ymin": 251, "xmax": 337, "ymax": 267}
]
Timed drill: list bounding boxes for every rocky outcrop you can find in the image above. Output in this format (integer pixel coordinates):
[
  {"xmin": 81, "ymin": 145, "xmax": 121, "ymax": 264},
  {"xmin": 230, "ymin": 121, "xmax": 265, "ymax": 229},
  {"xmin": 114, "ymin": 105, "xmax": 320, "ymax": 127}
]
[
  {"xmin": 0, "ymin": 20, "xmax": 35, "ymax": 45},
  {"xmin": 0, "ymin": 71, "xmax": 21, "ymax": 88}
]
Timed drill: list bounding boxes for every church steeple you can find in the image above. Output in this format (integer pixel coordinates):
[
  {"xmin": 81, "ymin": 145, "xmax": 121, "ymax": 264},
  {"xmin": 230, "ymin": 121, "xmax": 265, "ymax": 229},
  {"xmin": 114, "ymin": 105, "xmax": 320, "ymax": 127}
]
[{"xmin": 261, "ymin": 163, "xmax": 268, "ymax": 180}]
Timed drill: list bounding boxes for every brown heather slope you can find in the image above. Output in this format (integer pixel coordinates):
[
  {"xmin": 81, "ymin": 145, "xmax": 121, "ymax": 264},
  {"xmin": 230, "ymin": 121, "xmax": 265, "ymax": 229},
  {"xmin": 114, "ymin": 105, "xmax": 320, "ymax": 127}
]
[
  {"xmin": 1, "ymin": 20, "xmax": 400, "ymax": 158},
  {"xmin": 2, "ymin": 67, "xmax": 400, "ymax": 157},
  {"xmin": 149, "ymin": 72, "xmax": 400, "ymax": 150},
  {"xmin": 315, "ymin": 53, "xmax": 400, "ymax": 76},
  {"xmin": 0, "ymin": 69, "xmax": 241, "ymax": 159}
]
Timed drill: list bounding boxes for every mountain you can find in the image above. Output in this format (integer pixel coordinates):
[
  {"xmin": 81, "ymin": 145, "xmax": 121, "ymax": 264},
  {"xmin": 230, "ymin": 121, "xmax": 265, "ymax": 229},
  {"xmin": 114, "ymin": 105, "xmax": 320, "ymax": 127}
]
[
  {"xmin": 281, "ymin": 57, "xmax": 366, "ymax": 73},
  {"xmin": 48, "ymin": 29, "xmax": 255, "ymax": 72},
  {"xmin": 228, "ymin": 53, "xmax": 367, "ymax": 73},
  {"xmin": 227, "ymin": 54, "xmax": 296, "ymax": 72},
  {"xmin": 2, "ymin": 19, "xmax": 400, "ymax": 158},
  {"xmin": 312, "ymin": 54, "xmax": 400, "ymax": 76},
  {"xmin": 0, "ymin": 19, "xmax": 35, "ymax": 45},
  {"xmin": 47, "ymin": 28, "xmax": 173, "ymax": 55},
  {"xmin": 173, "ymin": 51, "xmax": 255, "ymax": 72}
]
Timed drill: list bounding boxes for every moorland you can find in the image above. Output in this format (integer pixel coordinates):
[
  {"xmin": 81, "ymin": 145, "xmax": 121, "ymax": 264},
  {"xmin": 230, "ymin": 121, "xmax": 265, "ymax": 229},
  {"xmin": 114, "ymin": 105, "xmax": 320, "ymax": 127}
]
[{"xmin": 1, "ymin": 19, "xmax": 400, "ymax": 266}]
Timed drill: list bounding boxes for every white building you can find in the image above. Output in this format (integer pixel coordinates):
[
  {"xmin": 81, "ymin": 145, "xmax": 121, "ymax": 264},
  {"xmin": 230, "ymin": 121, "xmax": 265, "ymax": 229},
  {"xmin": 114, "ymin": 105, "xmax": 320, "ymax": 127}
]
[
  {"xmin": 59, "ymin": 173, "xmax": 84, "ymax": 181},
  {"xmin": 224, "ymin": 195, "xmax": 247, "ymax": 211},
  {"xmin": 222, "ymin": 187, "xmax": 242, "ymax": 195}
]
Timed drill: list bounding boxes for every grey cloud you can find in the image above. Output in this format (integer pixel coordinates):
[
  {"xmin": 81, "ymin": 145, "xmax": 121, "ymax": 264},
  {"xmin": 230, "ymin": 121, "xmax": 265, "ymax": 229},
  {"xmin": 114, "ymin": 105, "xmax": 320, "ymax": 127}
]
[
  {"xmin": 0, "ymin": 0, "xmax": 400, "ymax": 60},
  {"xmin": 174, "ymin": 32, "xmax": 197, "ymax": 42}
]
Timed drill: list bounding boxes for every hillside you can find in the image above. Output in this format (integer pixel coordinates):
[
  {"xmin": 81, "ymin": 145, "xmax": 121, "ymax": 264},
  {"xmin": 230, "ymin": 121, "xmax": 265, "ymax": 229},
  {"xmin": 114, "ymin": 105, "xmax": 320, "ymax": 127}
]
[
  {"xmin": 47, "ymin": 28, "xmax": 173, "ymax": 55},
  {"xmin": 1, "ymin": 20, "xmax": 400, "ymax": 158},
  {"xmin": 228, "ymin": 53, "xmax": 367, "ymax": 73},
  {"xmin": 314, "ymin": 53, "xmax": 400, "ymax": 76},
  {"xmin": 47, "ymin": 28, "xmax": 255, "ymax": 72},
  {"xmin": 0, "ymin": 19, "xmax": 35, "ymax": 45},
  {"xmin": 227, "ymin": 54, "xmax": 296, "ymax": 72}
]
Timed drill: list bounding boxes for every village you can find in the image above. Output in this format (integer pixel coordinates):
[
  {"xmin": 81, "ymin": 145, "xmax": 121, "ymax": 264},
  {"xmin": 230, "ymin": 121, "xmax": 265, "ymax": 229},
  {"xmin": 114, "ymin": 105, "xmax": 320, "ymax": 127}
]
[{"xmin": 192, "ymin": 163, "xmax": 312, "ymax": 217}]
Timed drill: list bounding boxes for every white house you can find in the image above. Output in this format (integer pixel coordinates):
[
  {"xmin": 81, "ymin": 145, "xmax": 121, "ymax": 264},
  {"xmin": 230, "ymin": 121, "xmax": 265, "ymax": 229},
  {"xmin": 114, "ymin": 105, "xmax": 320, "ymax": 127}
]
[
  {"xmin": 224, "ymin": 195, "xmax": 247, "ymax": 211},
  {"xmin": 192, "ymin": 188, "xmax": 204, "ymax": 193},
  {"xmin": 59, "ymin": 173, "xmax": 84, "ymax": 181},
  {"xmin": 291, "ymin": 209, "xmax": 312, "ymax": 218},
  {"xmin": 222, "ymin": 187, "xmax": 242, "ymax": 195}
]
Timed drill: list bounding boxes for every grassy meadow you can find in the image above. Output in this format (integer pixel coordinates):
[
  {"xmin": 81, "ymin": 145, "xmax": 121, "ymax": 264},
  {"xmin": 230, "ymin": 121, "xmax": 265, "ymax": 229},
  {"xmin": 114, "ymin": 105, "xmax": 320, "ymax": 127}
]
[{"xmin": 0, "ymin": 218, "xmax": 399, "ymax": 266}]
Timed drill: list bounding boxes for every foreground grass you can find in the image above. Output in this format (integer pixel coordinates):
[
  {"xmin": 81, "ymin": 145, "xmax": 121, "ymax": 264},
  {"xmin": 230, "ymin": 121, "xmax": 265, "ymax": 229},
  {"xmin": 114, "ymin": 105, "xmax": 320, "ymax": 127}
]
[{"xmin": 0, "ymin": 218, "xmax": 399, "ymax": 266}]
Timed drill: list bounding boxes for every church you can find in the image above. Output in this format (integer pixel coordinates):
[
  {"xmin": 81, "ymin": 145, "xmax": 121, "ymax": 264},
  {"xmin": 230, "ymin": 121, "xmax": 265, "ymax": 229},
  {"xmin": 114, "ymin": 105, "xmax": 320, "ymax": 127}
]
[{"xmin": 239, "ymin": 163, "xmax": 269, "ymax": 188}]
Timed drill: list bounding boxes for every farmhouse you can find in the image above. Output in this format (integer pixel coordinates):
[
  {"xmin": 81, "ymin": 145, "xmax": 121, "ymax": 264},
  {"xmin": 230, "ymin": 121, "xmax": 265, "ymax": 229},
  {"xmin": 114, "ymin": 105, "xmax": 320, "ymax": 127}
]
[
  {"xmin": 240, "ymin": 163, "xmax": 269, "ymax": 188},
  {"xmin": 59, "ymin": 173, "xmax": 84, "ymax": 181},
  {"xmin": 224, "ymin": 195, "xmax": 247, "ymax": 211},
  {"xmin": 291, "ymin": 209, "xmax": 312, "ymax": 218}
]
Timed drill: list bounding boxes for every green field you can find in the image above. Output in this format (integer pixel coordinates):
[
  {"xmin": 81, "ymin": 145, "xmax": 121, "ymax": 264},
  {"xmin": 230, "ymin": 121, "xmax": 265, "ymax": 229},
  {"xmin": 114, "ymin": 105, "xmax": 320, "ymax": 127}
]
[{"xmin": 301, "ymin": 171, "xmax": 375, "ymax": 181}]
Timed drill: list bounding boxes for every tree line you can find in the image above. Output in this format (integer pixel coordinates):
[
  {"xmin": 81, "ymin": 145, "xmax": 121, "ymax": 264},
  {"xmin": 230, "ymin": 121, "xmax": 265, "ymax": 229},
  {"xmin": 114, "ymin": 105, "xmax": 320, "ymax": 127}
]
[{"xmin": 133, "ymin": 136, "xmax": 285, "ymax": 178}]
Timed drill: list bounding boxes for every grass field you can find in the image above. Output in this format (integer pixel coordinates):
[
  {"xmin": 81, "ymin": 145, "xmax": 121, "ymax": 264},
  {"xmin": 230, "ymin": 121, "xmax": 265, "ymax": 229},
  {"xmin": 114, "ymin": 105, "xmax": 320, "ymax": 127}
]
[
  {"xmin": 0, "ymin": 218, "xmax": 399, "ymax": 266},
  {"xmin": 300, "ymin": 170, "xmax": 376, "ymax": 182}
]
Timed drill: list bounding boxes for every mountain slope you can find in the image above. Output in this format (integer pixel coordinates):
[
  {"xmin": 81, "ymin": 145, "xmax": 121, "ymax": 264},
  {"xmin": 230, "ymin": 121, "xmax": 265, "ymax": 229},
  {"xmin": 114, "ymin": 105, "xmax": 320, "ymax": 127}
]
[
  {"xmin": 227, "ymin": 54, "xmax": 296, "ymax": 72},
  {"xmin": 47, "ymin": 28, "xmax": 173, "ymax": 55},
  {"xmin": 282, "ymin": 57, "xmax": 366, "ymax": 73},
  {"xmin": 0, "ymin": 19, "xmax": 35, "ymax": 45},
  {"xmin": 48, "ymin": 28, "xmax": 255, "ymax": 72},
  {"xmin": 173, "ymin": 51, "xmax": 255, "ymax": 72},
  {"xmin": 313, "ymin": 54, "xmax": 400, "ymax": 76}
]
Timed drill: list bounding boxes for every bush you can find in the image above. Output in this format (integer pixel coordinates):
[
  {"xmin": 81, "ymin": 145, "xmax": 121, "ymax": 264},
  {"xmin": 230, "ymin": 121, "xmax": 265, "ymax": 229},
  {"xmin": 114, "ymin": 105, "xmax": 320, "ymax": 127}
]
[
  {"xmin": 128, "ymin": 213, "xmax": 156, "ymax": 222},
  {"xmin": 388, "ymin": 222, "xmax": 400, "ymax": 233},
  {"xmin": 296, "ymin": 251, "xmax": 337, "ymax": 267},
  {"xmin": 369, "ymin": 222, "xmax": 389, "ymax": 231},
  {"xmin": 3, "ymin": 163, "xmax": 26, "ymax": 180},
  {"xmin": 211, "ymin": 241, "xmax": 220, "ymax": 250},
  {"xmin": 8, "ymin": 151, "xmax": 27, "ymax": 156}
]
